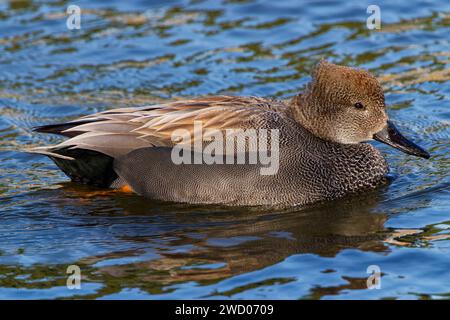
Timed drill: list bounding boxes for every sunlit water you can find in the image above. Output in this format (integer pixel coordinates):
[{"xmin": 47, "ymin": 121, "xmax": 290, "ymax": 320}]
[{"xmin": 0, "ymin": 0, "xmax": 449, "ymax": 299}]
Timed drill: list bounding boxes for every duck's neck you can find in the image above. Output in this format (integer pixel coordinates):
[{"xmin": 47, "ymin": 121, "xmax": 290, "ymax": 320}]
[{"xmin": 288, "ymin": 94, "xmax": 334, "ymax": 143}]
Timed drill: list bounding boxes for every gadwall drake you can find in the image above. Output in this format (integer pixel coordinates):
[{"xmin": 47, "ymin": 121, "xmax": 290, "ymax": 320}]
[{"xmin": 29, "ymin": 61, "xmax": 430, "ymax": 206}]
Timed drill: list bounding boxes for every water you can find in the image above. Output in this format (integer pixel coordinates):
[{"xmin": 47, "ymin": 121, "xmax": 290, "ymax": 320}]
[{"xmin": 0, "ymin": 0, "xmax": 449, "ymax": 299}]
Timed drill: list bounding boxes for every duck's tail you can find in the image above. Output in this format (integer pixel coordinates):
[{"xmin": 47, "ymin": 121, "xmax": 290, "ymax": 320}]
[
  {"xmin": 24, "ymin": 144, "xmax": 121, "ymax": 188},
  {"xmin": 24, "ymin": 121, "xmax": 123, "ymax": 188},
  {"xmin": 24, "ymin": 145, "xmax": 75, "ymax": 160}
]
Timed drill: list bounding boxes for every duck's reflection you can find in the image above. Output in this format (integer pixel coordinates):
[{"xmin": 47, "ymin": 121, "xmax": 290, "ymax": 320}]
[{"xmin": 58, "ymin": 185, "xmax": 391, "ymax": 293}]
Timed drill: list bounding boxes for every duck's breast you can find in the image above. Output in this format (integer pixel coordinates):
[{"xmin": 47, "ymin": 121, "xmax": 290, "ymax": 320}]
[{"xmin": 265, "ymin": 123, "xmax": 390, "ymax": 204}]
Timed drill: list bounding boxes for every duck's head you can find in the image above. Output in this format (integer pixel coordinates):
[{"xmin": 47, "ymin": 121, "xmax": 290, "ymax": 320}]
[{"xmin": 291, "ymin": 60, "xmax": 430, "ymax": 159}]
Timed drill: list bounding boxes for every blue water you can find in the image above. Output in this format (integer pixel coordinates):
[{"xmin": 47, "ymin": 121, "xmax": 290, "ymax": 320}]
[{"xmin": 0, "ymin": 0, "xmax": 449, "ymax": 299}]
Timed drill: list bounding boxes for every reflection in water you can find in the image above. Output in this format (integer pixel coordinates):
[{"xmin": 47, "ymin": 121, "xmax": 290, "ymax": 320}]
[{"xmin": 1, "ymin": 184, "xmax": 392, "ymax": 298}]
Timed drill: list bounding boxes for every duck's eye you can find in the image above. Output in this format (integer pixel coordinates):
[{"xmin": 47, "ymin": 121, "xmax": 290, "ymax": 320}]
[{"xmin": 354, "ymin": 102, "xmax": 364, "ymax": 109}]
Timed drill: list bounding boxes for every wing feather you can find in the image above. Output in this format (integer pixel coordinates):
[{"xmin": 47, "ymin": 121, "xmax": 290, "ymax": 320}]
[{"xmin": 34, "ymin": 96, "xmax": 289, "ymax": 159}]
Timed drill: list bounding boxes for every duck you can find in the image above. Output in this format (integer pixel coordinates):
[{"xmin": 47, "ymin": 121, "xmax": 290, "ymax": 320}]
[{"xmin": 28, "ymin": 60, "xmax": 430, "ymax": 206}]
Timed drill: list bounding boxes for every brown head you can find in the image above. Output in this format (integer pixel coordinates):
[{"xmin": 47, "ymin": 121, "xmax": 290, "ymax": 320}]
[{"xmin": 291, "ymin": 60, "xmax": 429, "ymax": 159}]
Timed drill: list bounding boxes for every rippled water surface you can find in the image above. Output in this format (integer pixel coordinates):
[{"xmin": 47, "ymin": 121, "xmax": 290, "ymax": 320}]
[{"xmin": 0, "ymin": 0, "xmax": 449, "ymax": 299}]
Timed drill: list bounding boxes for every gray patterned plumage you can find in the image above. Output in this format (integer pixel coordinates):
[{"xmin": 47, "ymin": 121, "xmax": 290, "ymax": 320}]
[{"xmin": 28, "ymin": 61, "xmax": 429, "ymax": 206}]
